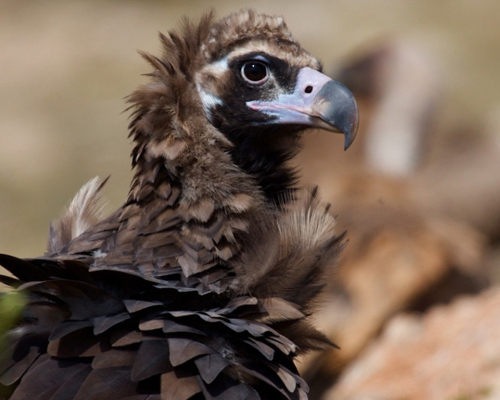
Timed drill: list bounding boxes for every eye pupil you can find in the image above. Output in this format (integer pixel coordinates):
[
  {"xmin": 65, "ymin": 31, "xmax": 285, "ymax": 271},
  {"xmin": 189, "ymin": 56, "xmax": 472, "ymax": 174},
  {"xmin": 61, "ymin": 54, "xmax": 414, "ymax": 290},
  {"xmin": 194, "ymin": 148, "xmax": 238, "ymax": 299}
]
[{"xmin": 242, "ymin": 61, "xmax": 268, "ymax": 83}]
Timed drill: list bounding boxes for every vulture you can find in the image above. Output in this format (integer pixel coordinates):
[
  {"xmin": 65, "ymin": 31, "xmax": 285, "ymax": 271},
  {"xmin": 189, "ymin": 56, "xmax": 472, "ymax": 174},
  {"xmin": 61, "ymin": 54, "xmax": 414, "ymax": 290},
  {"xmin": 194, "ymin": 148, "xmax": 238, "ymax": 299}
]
[{"xmin": 0, "ymin": 10, "xmax": 358, "ymax": 400}]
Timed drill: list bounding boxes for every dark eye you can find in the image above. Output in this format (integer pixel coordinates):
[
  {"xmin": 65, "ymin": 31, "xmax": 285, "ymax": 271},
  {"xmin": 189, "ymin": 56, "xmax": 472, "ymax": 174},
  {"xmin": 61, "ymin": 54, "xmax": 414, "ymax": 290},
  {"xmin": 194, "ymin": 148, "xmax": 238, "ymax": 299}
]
[{"xmin": 241, "ymin": 61, "xmax": 269, "ymax": 84}]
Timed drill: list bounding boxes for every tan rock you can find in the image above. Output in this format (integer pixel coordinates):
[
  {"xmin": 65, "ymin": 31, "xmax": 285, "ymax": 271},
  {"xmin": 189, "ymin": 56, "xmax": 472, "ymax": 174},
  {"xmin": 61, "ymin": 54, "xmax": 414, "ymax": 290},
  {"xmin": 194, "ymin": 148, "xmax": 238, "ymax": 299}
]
[
  {"xmin": 324, "ymin": 287, "xmax": 500, "ymax": 400},
  {"xmin": 299, "ymin": 174, "xmax": 486, "ymax": 379}
]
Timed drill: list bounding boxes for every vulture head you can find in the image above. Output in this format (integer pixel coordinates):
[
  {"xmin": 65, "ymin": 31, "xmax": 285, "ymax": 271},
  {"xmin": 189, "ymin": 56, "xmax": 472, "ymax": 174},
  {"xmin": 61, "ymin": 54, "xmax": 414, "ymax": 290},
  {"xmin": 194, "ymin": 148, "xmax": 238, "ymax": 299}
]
[
  {"xmin": 0, "ymin": 10, "xmax": 358, "ymax": 400},
  {"xmin": 129, "ymin": 10, "xmax": 357, "ymax": 203}
]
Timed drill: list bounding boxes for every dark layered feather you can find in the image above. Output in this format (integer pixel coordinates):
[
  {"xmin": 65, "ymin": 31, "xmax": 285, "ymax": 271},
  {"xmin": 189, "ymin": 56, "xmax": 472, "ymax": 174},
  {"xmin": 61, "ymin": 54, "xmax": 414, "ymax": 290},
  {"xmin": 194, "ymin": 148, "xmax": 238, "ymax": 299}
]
[
  {"xmin": 0, "ymin": 255, "xmax": 314, "ymax": 399},
  {"xmin": 1, "ymin": 185, "xmax": 340, "ymax": 399}
]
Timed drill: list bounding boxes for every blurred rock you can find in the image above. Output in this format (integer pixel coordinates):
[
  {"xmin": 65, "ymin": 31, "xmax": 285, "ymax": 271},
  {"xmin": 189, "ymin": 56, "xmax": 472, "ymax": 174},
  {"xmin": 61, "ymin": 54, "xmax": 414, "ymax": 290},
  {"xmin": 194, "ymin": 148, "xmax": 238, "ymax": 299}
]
[
  {"xmin": 324, "ymin": 286, "xmax": 500, "ymax": 400},
  {"xmin": 333, "ymin": 38, "xmax": 442, "ymax": 177},
  {"xmin": 300, "ymin": 173, "xmax": 487, "ymax": 384},
  {"xmin": 413, "ymin": 131, "xmax": 500, "ymax": 240},
  {"xmin": 299, "ymin": 40, "xmax": 499, "ymax": 394}
]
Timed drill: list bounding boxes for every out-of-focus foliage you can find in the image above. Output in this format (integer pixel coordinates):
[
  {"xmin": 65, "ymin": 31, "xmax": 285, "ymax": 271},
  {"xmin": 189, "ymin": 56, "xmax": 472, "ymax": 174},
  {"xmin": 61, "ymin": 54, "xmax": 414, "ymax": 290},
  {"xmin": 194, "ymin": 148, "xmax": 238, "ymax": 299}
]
[
  {"xmin": 0, "ymin": 290, "xmax": 25, "ymax": 399},
  {"xmin": 0, "ymin": 290, "xmax": 25, "ymax": 340}
]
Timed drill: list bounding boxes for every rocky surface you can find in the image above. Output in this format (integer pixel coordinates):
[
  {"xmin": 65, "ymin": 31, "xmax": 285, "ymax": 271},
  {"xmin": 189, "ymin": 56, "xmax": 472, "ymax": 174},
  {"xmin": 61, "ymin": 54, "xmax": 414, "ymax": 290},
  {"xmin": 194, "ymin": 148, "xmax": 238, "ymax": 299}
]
[{"xmin": 324, "ymin": 287, "xmax": 500, "ymax": 400}]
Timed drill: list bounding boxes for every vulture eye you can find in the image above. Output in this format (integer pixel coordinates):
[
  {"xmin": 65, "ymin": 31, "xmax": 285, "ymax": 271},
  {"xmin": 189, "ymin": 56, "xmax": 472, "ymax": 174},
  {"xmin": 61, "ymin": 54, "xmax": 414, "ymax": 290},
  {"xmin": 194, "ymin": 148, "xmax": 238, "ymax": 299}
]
[{"xmin": 241, "ymin": 61, "xmax": 269, "ymax": 84}]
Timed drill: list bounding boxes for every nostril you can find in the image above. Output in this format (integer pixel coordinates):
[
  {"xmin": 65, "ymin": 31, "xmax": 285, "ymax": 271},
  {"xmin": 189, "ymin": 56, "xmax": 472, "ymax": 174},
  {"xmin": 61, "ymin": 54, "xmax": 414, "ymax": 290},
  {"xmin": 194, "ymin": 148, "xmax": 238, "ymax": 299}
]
[{"xmin": 304, "ymin": 85, "xmax": 313, "ymax": 94}]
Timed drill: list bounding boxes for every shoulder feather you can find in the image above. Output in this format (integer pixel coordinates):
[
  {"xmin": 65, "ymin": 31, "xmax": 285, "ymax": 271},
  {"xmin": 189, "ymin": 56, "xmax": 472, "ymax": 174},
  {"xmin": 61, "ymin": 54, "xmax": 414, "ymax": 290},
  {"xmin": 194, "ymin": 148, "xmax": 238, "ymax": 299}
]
[{"xmin": 47, "ymin": 177, "xmax": 108, "ymax": 254}]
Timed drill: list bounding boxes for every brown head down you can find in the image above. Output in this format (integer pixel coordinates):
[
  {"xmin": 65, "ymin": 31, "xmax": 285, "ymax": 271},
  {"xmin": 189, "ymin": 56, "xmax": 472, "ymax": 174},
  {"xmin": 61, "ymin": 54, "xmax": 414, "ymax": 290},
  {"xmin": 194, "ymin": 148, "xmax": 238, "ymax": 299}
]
[{"xmin": 0, "ymin": 10, "xmax": 358, "ymax": 400}]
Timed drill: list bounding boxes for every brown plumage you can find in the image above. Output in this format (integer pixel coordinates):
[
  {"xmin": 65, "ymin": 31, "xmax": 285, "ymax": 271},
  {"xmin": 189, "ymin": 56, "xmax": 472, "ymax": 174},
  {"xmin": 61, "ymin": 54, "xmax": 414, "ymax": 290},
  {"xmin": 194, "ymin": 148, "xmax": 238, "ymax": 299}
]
[{"xmin": 0, "ymin": 10, "xmax": 358, "ymax": 400}]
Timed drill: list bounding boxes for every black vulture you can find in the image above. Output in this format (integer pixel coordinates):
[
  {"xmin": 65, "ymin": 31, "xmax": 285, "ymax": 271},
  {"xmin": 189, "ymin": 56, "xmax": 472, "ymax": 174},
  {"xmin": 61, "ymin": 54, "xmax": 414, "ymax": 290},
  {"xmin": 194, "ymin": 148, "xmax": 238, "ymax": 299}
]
[{"xmin": 0, "ymin": 10, "xmax": 358, "ymax": 400}]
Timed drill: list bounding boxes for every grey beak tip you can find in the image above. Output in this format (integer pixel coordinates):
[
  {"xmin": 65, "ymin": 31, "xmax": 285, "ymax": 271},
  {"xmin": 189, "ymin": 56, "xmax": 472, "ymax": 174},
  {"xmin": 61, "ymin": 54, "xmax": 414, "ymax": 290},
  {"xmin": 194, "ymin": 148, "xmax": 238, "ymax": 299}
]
[
  {"xmin": 343, "ymin": 112, "xmax": 358, "ymax": 151},
  {"xmin": 315, "ymin": 80, "xmax": 359, "ymax": 151},
  {"xmin": 344, "ymin": 132, "xmax": 354, "ymax": 151}
]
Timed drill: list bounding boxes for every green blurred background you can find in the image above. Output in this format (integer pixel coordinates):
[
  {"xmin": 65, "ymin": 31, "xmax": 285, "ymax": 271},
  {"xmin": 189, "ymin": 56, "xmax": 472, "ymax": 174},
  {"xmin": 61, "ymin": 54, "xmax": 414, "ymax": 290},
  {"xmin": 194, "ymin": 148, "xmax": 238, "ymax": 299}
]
[{"xmin": 1, "ymin": 0, "xmax": 499, "ymax": 257}]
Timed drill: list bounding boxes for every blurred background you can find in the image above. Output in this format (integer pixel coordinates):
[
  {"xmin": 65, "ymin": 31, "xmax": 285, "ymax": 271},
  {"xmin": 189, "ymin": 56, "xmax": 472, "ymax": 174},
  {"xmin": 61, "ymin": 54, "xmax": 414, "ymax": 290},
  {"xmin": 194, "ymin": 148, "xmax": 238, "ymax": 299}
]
[{"xmin": 1, "ymin": 1, "xmax": 500, "ymax": 399}]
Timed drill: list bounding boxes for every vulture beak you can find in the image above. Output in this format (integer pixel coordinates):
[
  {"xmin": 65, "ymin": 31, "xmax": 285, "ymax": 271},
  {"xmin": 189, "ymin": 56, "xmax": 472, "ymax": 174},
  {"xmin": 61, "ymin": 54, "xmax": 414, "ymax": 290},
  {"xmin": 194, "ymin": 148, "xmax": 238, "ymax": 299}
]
[{"xmin": 247, "ymin": 67, "xmax": 358, "ymax": 150}]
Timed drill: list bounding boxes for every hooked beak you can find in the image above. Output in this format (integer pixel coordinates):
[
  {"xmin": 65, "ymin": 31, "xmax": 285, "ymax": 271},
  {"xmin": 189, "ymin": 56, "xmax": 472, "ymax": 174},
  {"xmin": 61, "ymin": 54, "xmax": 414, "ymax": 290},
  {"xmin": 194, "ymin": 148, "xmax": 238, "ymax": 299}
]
[{"xmin": 247, "ymin": 67, "xmax": 358, "ymax": 150}]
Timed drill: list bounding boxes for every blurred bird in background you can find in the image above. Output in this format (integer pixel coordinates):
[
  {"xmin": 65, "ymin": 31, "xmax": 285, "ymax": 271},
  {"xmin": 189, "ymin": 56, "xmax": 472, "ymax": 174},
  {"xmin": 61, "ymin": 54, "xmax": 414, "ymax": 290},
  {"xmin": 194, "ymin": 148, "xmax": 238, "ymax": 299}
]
[{"xmin": 0, "ymin": 10, "xmax": 357, "ymax": 400}]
